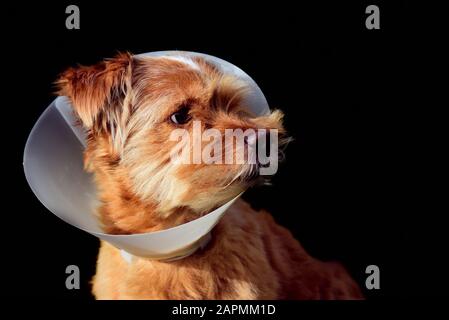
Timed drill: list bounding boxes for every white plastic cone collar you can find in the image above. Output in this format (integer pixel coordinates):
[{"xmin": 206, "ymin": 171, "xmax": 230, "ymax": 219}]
[{"xmin": 23, "ymin": 51, "xmax": 270, "ymax": 259}]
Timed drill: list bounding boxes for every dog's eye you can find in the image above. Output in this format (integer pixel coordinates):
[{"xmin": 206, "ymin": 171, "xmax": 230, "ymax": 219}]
[{"xmin": 170, "ymin": 107, "xmax": 191, "ymax": 125}]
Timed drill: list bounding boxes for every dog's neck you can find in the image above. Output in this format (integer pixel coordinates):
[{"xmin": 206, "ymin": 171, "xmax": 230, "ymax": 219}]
[
  {"xmin": 96, "ymin": 181, "xmax": 220, "ymax": 261},
  {"xmin": 91, "ymin": 172, "xmax": 202, "ymax": 234},
  {"xmin": 97, "ymin": 196, "xmax": 200, "ymax": 235}
]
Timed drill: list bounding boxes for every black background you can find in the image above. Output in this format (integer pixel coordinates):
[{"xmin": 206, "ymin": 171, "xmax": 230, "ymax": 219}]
[{"xmin": 1, "ymin": 1, "xmax": 446, "ymax": 301}]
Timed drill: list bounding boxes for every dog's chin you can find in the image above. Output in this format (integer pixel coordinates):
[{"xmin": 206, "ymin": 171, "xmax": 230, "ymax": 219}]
[
  {"xmin": 238, "ymin": 173, "xmax": 262, "ymax": 186},
  {"xmin": 233, "ymin": 164, "xmax": 267, "ymax": 187}
]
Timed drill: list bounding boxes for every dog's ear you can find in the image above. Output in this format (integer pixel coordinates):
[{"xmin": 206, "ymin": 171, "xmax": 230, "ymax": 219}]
[{"xmin": 56, "ymin": 52, "xmax": 133, "ymax": 129}]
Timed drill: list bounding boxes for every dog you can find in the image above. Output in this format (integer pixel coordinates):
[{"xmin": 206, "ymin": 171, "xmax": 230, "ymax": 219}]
[{"xmin": 56, "ymin": 52, "xmax": 363, "ymax": 299}]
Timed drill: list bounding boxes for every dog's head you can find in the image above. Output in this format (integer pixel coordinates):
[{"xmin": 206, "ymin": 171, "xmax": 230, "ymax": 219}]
[{"xmin": 57, "ymin": 53, "xmax": 288, "ymax": 233}]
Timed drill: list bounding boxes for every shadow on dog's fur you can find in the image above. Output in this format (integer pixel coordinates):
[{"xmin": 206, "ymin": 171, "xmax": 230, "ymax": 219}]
[{"xmin": 57, "ymin": 52, "xmax": 363, "ymax": 299}]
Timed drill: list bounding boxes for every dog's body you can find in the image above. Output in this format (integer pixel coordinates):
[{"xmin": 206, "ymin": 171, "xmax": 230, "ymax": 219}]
[
  {"xmin": 93, "ymin": 199, "xmax": 362, "ymax": 299},
  {"xmin": 57, "ymin": 52, "xmax": 362, "ymax": 299}
]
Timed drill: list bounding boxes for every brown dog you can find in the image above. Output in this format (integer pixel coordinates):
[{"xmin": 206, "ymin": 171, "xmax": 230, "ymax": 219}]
[{"xmin": 56, "ymin": 53, "xmax": 362, "ymax": 299}]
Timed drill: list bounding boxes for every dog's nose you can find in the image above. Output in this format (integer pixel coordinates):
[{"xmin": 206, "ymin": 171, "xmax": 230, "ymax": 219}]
[
  {"xmin": 244, "ymin": 130, "xmax": 270, "ymax": 161},
  {"xmin": 244, "ymin": 131, "xmax": 257, "ymax": 147},
  {"xmin": 259, "ymin": 129, "xmax": 271, "ymax": 156}
]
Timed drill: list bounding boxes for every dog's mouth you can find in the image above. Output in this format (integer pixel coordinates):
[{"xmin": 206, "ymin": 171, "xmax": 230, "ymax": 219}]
[
  {"xmin": 235, "ymin": 162, "xmax": 270, "ymax": 185},
  {"xmin": 242, "ymin": 164, "xmax": 261, "ymax": 181}
]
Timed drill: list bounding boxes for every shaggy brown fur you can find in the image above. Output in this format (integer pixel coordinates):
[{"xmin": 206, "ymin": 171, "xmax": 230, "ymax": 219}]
[{"xmin": 57, "ymin": 52, "xmax": 363, "ymax": 299}]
